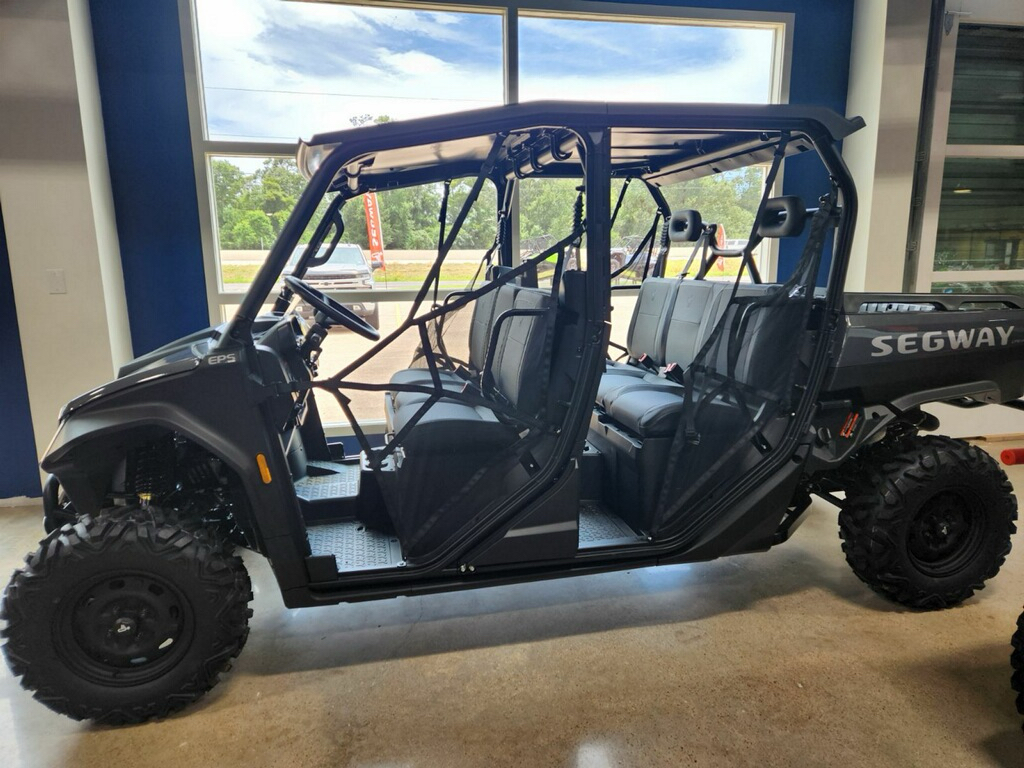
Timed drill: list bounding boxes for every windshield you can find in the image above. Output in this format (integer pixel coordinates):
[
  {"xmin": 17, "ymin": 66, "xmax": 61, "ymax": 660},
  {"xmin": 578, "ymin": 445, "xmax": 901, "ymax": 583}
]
[
  {"xmin": 288, "ymin": 244, "xmax": 366, "ymax": 268},
  {"xmin": 327, "ymin": 246, "xmax": 366, "ymax": 267}
]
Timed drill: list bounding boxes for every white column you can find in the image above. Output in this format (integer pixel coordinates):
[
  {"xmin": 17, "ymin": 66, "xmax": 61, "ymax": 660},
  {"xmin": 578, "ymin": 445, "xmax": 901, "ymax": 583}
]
[
  {"xmin": 842, "ymin": 0, "xmax": 932, "ymax": 293},
  {"xmin": 0, "ymin": 0, "xmax": 131, "ymax": 482}
]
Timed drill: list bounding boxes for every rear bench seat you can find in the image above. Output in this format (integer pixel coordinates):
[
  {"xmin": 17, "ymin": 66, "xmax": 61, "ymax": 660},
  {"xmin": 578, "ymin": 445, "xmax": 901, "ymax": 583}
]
[
  {"xmin": 589, "ymin": 278, "xmax": 781, "ymax": 531},
  {"xmin": 597, "ymin": 208, "xmax": 705, "ymax": 403},
  {"xmin": 601, "ymin": 281, "xmax": 779, "ymax": 437}
]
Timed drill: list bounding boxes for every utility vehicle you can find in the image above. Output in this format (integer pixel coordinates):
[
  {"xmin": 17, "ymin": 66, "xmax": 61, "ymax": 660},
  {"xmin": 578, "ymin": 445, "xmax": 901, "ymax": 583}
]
[{"xmin": 3, "ymin": 102, "xmax": 1021, "ymax": 724}]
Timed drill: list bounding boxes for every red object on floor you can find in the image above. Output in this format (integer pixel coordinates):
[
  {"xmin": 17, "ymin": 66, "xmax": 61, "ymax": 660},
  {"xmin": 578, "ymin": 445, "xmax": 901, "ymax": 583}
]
[{"xmin": 1000, "ymin": 448, "xmax": 1024, "ymax": 465}]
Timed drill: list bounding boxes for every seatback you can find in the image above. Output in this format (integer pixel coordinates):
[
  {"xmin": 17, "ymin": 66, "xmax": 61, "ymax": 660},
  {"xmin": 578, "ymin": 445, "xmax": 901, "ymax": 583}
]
[
  {"xmin": 491, "ymin": 287, "xmax": 555, "ymax": 416},
  {"xmin": 467, "ymin": 288, "xmax": 501, "ymax": 372},
  {"xmin": 625, "ymin": 277, "xmax": 677, "ymax": 363},
  {"xmin": 547, "ymin": 270, "xmax": 588, "ymax": 422},
  {"xmin": 661, "ymin": 280, "xmax": 720, "ymax": 370},
  {"xmin": 466, "ymin": 266, "xmax": 516, "ymax": 372},
  {"xmin": 702, "ymin": 282, "xmax": 792, "ymax": 388}
]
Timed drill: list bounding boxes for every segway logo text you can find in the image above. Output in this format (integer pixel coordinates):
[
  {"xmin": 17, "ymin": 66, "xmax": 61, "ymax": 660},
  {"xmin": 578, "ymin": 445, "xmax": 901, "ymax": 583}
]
[{"xmin": 870, "ymin": 326, "xmax": 1014, "ymax": 357}]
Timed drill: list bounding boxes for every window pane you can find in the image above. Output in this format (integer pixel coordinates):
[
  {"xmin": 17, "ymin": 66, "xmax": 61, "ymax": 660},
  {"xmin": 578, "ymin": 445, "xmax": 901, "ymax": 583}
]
[
  {"xmin": 948, "ymin": 24, "xmax": 1024, "ymax": 145},
  {"xmin": 211, "ymin": 155, "xmax": 305, "ymax": 292},
  {"xmin": 212, "ymin": 157, "xmax": 498, "ymax": 295},
  {"xmin": 520, "ymin": 16, "xmax": 776, "ymax": 103},
  {"xmin": 934, "ymin": 158, "xmax": 1024, "ymax": 272},
  {"xmin": 342, "ymin": 183, "xmax": 497, "ymax": 293},
  {"xmin": 195, "ymin": 0, "xmax": 503, "ymax": 141},
  {"xmin": 660, "ymin": 168, "xmax": 766, "ymax": 281},
  {"xmin": 932, "ymin": 280, "xmax": 1024, "ymax": 295}
]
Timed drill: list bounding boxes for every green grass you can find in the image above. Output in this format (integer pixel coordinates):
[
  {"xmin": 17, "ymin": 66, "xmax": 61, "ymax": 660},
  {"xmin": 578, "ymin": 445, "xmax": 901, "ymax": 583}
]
[{"xmin": 221, "ymin": 262, "xmax": 481, "ymax": 285}]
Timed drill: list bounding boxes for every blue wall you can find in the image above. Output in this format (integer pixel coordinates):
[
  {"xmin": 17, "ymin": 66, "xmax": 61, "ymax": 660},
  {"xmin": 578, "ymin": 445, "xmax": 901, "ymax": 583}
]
[
  {"xmin": 89, "ymin": 0, "xmax": 209, "ymax": 356},
  {"xmin": 88, "ymin": 0, "xmax": 853, "ymax": 353},
  {"xmin": 0, "ymin": 204, "xmax": 41, "ymax": 498}
]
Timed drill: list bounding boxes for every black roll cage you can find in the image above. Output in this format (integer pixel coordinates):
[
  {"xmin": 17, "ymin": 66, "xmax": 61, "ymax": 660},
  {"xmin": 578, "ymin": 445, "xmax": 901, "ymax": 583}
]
[{"xmin": 204, "ymin": 103, "xmax": 861, "ymax": 594}]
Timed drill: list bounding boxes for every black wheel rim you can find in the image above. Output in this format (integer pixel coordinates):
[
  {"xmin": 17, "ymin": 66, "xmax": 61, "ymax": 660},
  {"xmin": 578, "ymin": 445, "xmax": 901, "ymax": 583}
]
[
  {"xmin": 906, "ymin": 489, "xmax": 986, "ymax": 578},
  {"xmin": 57, "ymin": 571, "xmax": 195, "ymax": 686}
]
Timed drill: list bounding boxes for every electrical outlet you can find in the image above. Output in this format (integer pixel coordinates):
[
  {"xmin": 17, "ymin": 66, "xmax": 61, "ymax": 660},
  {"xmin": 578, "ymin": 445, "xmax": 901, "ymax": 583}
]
[{"xmin": 46, "ymin": 269, "xmax": 67, "ymax": 294}]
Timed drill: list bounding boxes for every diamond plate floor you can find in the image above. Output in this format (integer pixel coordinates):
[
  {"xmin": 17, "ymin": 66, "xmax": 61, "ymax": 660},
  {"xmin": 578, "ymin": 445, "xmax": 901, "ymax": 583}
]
[
  {"xmin": 294, "ymin": 461, "xmax": 360, "ymax": 502},
  {"xmin": 306, "ymin": 521, "xmax": 403, "ymax": 571},
  {"xmin": 578, "ymin": 501, "xmax": 644, "ymax": 548}
]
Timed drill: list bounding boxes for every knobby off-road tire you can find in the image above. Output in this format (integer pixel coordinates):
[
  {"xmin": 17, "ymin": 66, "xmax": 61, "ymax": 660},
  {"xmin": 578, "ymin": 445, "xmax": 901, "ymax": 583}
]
[
  {"xmin": 1013, "ymin": 609, "xmax": 1024, "ymax": 730},
  {"xmin": 838, "ymin": 435, "xmax": 1016, "ymax": 610},
  {"xmin": 1, "ymin": 512, "xmax": 252, "ymax": 724}
]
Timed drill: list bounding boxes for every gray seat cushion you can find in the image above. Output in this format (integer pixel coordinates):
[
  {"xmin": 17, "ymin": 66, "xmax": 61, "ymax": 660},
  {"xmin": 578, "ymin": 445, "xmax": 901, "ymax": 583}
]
[
  {"xmin": 391, "ymin": 400, "xmax": 515, "ymax": 452},
  {"xmin": 606, "ymin": 386, "xmax": 687, "ymax": 438}
]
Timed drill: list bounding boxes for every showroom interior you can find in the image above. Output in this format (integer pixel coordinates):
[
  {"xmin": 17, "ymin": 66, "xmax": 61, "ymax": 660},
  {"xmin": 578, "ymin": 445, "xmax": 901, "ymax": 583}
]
[{"xmin": 2, "ymin": 0, "xmax": 1024, "ymax": 765}]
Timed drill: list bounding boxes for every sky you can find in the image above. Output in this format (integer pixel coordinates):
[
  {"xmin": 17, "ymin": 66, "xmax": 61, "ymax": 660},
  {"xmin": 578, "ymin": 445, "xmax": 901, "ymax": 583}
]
[{"xmin": 195, "ymin": 0, "xmax": 776, "ymax": 144}]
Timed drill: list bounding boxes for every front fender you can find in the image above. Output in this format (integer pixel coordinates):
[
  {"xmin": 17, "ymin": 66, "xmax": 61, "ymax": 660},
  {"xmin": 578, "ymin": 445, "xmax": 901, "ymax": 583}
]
[{"xmin": 42, "ymin": 361, "xmax": 302, "ymax": 551}]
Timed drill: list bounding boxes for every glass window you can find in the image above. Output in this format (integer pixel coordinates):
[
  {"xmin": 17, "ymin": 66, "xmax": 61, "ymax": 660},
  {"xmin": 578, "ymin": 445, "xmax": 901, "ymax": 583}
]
[
  {"xmin": 195, "ymin": 0, "xmax": 504, "ymax": 141},
  {"xmin": 948, "ymin": 25, "xmax": 1024, "ymax": 146},
  {"xmin": 519, "ymin": 15, "xmax": 776, "ymax": 104},
  {"xmin": 932, "ymin": 280, "xmax": 1024, "ymax": 295},
  {"xmin": 211, "ymin": 157, "xmax": 497, "ymax": 294},
  {"xmin": 660, "ymin": 167, "xmax": 766, "ymax": 282},
  {"xmin": 933, "ymin": 158, "xmax": 1024, "ymax": 273},
  {"xmin": 188, "ymin": 2, "xmax": 789, "ymax": 425}
]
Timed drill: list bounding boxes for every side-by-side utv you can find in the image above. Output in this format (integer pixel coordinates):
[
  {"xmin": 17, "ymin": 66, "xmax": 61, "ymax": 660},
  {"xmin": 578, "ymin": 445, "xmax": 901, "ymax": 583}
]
[{"xmin": 3, "ymin": 102, "xmax": 1021, "ymax": 724}]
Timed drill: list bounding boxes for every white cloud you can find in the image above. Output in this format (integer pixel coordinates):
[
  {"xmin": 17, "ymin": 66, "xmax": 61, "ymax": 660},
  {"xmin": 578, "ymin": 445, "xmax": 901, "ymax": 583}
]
[
  {"xmin": 386, "ymin": 50, "xmax": 449, "ymax": 76},
  {"xmin": 194, "ymin": 1, "xmax": 774, "ymax": 143}
]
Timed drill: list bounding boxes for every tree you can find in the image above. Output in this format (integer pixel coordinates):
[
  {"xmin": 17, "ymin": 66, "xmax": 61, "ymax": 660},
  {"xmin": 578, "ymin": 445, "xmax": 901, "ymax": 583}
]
[
  {"xmin": 224, "ymin": 209, "xmax": 275, "ymax": 250},
  {"xmin": 211, "ymin": 159, "xmax": 247, "ymax": 235}
]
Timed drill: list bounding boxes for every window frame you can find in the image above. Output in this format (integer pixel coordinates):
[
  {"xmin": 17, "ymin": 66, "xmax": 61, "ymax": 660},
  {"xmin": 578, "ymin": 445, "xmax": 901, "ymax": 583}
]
[
  {"xmin": 177, "ymin": 0, "xmax": 792, "ymax": 431},
  {"xmin": 913, "ymin": 13, "xmax": 1024, "ymax": 292}
]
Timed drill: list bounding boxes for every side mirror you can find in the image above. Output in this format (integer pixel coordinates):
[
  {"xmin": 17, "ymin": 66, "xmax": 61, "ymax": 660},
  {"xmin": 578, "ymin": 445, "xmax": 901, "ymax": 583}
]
[{"xmin": 371, "ymin": 258, "xmax": 383, "ymax": 271}]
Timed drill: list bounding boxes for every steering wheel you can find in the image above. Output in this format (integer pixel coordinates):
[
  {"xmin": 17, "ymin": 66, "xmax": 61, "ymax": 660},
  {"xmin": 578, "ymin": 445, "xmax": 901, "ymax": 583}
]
[{"xmin": 284, "ymin": 276, "xmax": 380, "ymax": 341}]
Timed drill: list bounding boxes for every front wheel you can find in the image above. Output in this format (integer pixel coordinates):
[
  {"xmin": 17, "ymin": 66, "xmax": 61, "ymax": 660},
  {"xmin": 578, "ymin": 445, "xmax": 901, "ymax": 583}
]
[
  {"xmin": 1, "ymin": 512, "xmax": 252, "ymax": 724},
  {"xmin": 838, "ymin": 435, "xmax": 1016, "ymax": 610}
]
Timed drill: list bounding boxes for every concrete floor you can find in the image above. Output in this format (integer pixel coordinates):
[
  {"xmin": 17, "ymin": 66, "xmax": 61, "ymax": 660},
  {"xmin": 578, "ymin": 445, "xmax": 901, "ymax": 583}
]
[{"xmin": 2, "ymin": 447, "xmax": 1023, "ymax": 767}]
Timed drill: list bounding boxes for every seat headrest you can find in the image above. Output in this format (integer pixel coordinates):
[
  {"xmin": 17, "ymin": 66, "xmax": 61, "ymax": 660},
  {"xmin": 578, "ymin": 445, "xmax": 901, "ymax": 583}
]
[
  {"xmin": 758, "ymin": 196, "xmax": 807, "ymax": 238},
  {"xmin": 668, "ymin": 210, "xmax": 702, "ymax": 243},
  {"xmin": 487, "ymin": 264, "xmax": 514, "ymax": 281}
]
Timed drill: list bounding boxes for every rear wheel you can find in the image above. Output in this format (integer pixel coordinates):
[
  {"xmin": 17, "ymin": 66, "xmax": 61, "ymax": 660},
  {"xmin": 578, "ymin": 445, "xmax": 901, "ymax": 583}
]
[
  {"xmin": 838, "ymin": 435, "xmax": 1016, "ymax": 609},
  {"xmin": 1, "ymin": 511, "xmax": 252, "ymax": 724},
  {"xmin": 1013, "ymin": 609, "xmax": 1024, "ymax": 729}
]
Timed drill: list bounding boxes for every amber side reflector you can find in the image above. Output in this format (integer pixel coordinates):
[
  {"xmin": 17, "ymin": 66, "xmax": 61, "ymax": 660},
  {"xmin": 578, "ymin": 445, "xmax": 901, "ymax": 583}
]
[{"xmin": 256, "ymin": 453, "xmax": 272, "ymax": 484}]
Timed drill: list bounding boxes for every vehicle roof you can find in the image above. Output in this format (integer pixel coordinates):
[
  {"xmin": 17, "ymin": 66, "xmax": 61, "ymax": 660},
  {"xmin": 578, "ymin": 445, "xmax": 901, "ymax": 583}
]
[{"xmin": 297, "ymin": 101, "xmax": 864, "ymax": 193}]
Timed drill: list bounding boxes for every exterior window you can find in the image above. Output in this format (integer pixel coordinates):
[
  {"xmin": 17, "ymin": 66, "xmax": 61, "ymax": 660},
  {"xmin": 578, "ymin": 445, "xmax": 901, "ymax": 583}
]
[
  {"xmin": 934, "ymin": 157, "xmax": 1024, "ymax": 275},
  {"xmin": 947, "ymin": 25, "xmax": 1024, "ymax": 146},
  {"xmin": 182, "ymin": 1, "xmax": 788, "ymax": 429},
  {"xmin": 195, "ymin": 1, "xmax": 503, "ymax": 141},
  {"xmin": 519, "ymin": 15, "xmax": 777, "ymax": 104},
  {"xmin": 916, "ymin": 21, "xmax": 1024, "ymax": 294}
]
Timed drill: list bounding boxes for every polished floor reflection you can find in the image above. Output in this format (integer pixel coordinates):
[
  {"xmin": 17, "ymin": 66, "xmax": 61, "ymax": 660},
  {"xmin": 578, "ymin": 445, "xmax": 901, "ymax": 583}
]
[{"xmin": 1, "ymin": 445, "xmax": 1023, "ymax": 767}]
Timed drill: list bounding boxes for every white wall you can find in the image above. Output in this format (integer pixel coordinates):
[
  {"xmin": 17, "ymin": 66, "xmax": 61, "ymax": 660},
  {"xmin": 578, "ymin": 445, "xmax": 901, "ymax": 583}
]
[
  {"xmin": 842, "ymin": 0, "xmax": 932, "ymax": 293},
  {"xmin": 0, "ymin": 0, "xmax": 130, "ymax": 481}
]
